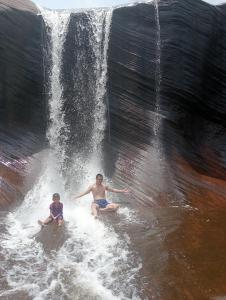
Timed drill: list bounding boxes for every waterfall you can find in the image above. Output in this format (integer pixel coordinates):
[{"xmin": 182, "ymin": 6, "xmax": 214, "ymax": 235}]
[
  {"xmin": 64, "ymin": 9, "xmax": 113, "ymax": 189},
  {"xmin": 0, "ymin": 8, "xmax": 142, "ymax": 300},
  {"xmin": 85, "ymin": 9, "xmax": 113, "ymax": 178},
  {"xmin": 153, "ymin": 0, "xmax": 161, "ymax": 136},
  {"xmin": 90, "ymin": 9, "xmax": 113, "ymax": 156},
  {"xmin": 0, "ymin": 9, "xmax": 71, "ymax": 231},
  {"xmin": 44, "ymin": 10, "xmax": 71, "ymax": 168}
]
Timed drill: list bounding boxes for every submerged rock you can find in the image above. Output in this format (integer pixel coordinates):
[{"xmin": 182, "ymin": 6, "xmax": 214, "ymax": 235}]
[{"xmin": 35, "ymin": 222, "xmax": 69, "ymax": 253}]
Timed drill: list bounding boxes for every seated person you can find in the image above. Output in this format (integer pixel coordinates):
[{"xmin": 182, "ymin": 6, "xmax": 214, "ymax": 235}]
[
  {"xmin": 74, "ymin": 173, "xmax": 129, "ymax": 218},
  {"xmin": 38, "ymin": 193, "xmax": 64, "ymax": 227}
]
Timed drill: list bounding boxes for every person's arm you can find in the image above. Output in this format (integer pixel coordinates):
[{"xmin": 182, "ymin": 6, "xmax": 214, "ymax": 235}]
[
  {"xmin": 74, "ymin": 186, "xmax": 92, "ymax": 199},
  {"xmin": 53, "ymin": 214, "xmax": 60, "ymax": 219},
  {"xmin": 49, "ymin": 204, "xmax": 55, "ymax": 219},
  {"xmin": 106, "ymin": 186, "xmax": 129, "ymax": 193},
  {"xmin": 58, "ymin": 203, "xmax": 63, "ymax": 217}
]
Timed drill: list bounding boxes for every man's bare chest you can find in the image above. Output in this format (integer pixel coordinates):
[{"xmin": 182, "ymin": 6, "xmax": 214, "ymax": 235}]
[{"xmin": 92, "ymin": 185, "xmax": 105, "ymax": 194}]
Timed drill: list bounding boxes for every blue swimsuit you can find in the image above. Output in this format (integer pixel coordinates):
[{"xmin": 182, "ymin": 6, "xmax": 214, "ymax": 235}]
[{"xmin": 95, "ymin": 199, "xmax": 109, "ymax": 208}]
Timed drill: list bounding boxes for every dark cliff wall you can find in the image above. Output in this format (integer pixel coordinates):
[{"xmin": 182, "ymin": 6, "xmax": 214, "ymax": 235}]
[
  {"xmin": 106, "ymin": 3, "xmax": 167, "ymax": 205},
  {"xmin": 107, "ymin": 4, "xmax": 156, "ymax": 150},
  {"xmin": 0, "ymin": 0, "xmax": 47, "ymax": 135},
  {"xmin": 159, "ymin": 0, "xmax": 226, "ymax": 179},
  {"xmin": 0, "ymin": 0, "xmax": 46, "ymax": 208},
  {"xmin": 106, "ymin": 0, "xmax": 226, "ymax": 205}
]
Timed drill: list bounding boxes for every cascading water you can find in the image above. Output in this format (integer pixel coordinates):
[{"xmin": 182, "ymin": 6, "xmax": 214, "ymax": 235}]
[
  {"xmin": 153, "ymin": 0, "xmax": 161, "ymax": 136},
  {"xmin": 89, "ymin": 10, "xmax": 112, "ymax": 147},
  {"xmin": 45, "ymin": 10, "xmax": 71, "ymax": 170},
  {"xmin": 90, "ymin": 9, "xmax": 113, "ymax": 162},
  {"xmin": 0, "ymin": 7, "xmax": 142, "ymax": 300},
  {"xmin": 0, "ymin": 9, "xmax": 71, "ymax": 299},
  {"xmin": 65, "ymin": 9, "xmax": 113, "ymax": 188},
  {"xmin": 151, "ymin": 0, "xmax": 184, "ymax": 203}
]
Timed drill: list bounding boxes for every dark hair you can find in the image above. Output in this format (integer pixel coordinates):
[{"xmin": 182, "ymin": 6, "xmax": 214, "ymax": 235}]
[
  {"xmin": 96, "ymin": 174, "xmax": 103, "ymax": 179},
  {"xmin": 52, "ymin": 193, "xmax": 60, "ymax": 199}
]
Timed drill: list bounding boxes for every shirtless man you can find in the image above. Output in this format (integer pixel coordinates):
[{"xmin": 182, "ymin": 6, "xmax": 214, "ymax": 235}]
[{"xmin": 74, "ymin": 174, "xmax": 129, "ymax": 218}]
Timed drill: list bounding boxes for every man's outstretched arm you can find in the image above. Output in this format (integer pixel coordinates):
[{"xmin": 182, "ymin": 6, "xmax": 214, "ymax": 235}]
[
  {"xmin": 106, "ymin": 186, "xmax": 129, "ymax": 193},
  {"xmin": 74, "ymin": 186, "xmax": 92, "ymax": 199}
]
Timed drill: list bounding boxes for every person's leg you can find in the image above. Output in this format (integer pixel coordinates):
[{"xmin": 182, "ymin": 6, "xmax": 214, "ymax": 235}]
[
  {"xmin": 99, "ymin": 203, "xmax": 119, "ymax": 212},
  {"xmin": 43, "ymin": 216, "xmax": 53, "ymax": 224},
  {"xmin": 91, "ymin": 202, "xmax": 99, "ymax": 218},
  {"xmin": 57, "ymin": 216, "xmax": 64, "ymax": 226},
  {"xmin": 38, "ymin": 216, "xmax": 52, "ymax": 226}
]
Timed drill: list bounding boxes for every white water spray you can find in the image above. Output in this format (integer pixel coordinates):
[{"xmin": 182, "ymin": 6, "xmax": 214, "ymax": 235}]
[
  {"xmin": 153, "ymin": 0, "xmax": 162, "ymax": 136},
  {"xmin": 90, "ymin": 9, "xmax": 113, "ymax": 155},
  {"xmin": 43, "ymin": 10, "xmax": 71, "ymax": 168}
]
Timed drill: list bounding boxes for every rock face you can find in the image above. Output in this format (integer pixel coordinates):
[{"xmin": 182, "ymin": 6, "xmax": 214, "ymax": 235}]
[
  {"xmin": 0, "ymin": 127, "xmax": 44, "ymax": 208},
  {"xmin": 0, "ymin": 0, "xmax": 46, "ymax": 208},
  {"xmin": 107, "ymin": 3, "xmax": 156, "ymax": 149},
  {"xmin": 159, "ymin": 0, "xmax": 226, "ymax": 178},
  {"xmin": 106, "ymin": 0, "xmax": 226, "ymax": 205},
  {"xmin": 106, "ymin": 3, "xmax": 169, "ymax": 205},
  {"xmin": 0, "ymin": 0, "xmax": 47, "ymax": 134}
]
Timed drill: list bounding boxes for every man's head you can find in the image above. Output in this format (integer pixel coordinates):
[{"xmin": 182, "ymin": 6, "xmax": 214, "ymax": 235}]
[
  {"xmin": 52, "ymin": 193, "xmax": 60, "ymax": 202},
  {"xmin": 96, "ymin": 174, "xmax": 103, "ymax": 185}
]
